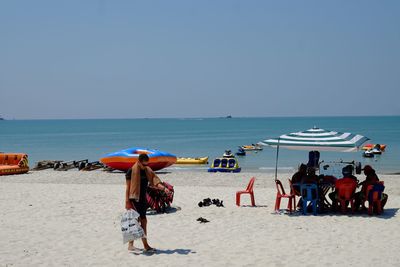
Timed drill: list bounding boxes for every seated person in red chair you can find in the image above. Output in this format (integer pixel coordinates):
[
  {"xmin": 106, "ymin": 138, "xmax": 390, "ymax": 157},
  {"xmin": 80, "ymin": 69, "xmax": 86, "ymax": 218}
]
[
  {"xmin": 328, "ymin": 165, "xmax": 358, "ymax": 211},
  {"xmin": 354, "ymin": 165, "xmax": 388, "ymax": 211}
]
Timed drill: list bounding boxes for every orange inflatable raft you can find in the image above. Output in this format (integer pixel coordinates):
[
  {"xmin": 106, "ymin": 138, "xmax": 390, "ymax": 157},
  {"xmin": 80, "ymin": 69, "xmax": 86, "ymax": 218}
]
[
  {"xmin": 0, "ymin": 153, "xmax": 29, "ymax": 175},
  {"xmin": 100, "ymin": 147, "xmax": 176, "ymax": 171}
]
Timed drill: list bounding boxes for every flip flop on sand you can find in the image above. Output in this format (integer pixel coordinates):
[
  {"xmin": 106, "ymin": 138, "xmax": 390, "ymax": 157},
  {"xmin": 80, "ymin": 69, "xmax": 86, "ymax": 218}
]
[{"xmin": 196, "ymin": 217, "xmax": 210, "ymax": 223}]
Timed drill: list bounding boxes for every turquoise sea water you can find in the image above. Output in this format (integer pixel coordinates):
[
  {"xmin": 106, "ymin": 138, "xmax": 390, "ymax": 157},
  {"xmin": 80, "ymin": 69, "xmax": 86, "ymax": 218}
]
[{"xmin": 0, "ymin": 116, "xmax": 399, "ymax": 173}]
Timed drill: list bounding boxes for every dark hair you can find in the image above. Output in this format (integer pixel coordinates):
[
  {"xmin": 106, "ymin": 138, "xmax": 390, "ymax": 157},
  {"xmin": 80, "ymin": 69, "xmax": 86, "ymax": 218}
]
[
  {"xmin": 342, "ymin": 165, "xmax": 354, "ymax": 176},
  {"xmin": 138, "ymin": 153, "xmax": 150, "ymax": 162},
  {"xmin": 299, "ymin": 163, "xmax": 307, "ymax": 172},
  {"xmin": 307, "ymin": 167, "xmax": 316, "ymax": 174},
  {"xmin": 363, "ymin": 165, "xmax": 375, "ymax": 175}
]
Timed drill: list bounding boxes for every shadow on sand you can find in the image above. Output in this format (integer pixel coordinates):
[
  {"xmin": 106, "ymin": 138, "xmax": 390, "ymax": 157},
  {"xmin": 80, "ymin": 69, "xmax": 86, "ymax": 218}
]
[
  {"xmin": 240, "ymin": 204, "xmax": 268, "ymax": 208},
  {"xmin": 155, "ymin": 249, "xmax": 195, "ymax": 255},
  {"xmin": 146, "ymin": 206, "xmax": 181, "ymax": 216},
  {"xmin": 140, "ymin": 248, "xmax": 195, "ymax": 256},
  {"xmin": 285, "ymin": 208, "xmax": 399, "ymax": 219}
]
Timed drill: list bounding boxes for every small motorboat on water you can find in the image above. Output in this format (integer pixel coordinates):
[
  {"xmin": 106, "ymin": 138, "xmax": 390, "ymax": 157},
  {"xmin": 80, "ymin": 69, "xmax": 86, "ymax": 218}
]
[
  {"xmin": 241, "ymin": 144, "xmax": 263, "ymax": 151},
  {"xmin": 208, "ymin": 157, "xmax": 241, "ymax": 173},
  {"xmin": 223, "ymin": 150, "xmax": 235, "ymax": 158},
  {"xmin": 362, "ymin": 144, "xmax": 386, "ymax": 151},
  {"xmin": 362, "ymin": 150, "xmax": 374, "ymax": 158},
  {"xmin": 235, "ymin": 147, "xmax": 246, "ymax": 156},
  {"xmin": 371, "ymin": 148, "xmax": 382, "ymax": 155},
  {"xmin": 176, "ymin": 157, "xmax": 209, "ymax": 164}
]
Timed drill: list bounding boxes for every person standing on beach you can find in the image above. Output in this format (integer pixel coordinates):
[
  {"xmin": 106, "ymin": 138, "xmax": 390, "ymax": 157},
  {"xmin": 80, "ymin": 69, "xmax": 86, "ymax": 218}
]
[{"xmin": 125, "ymin": 153, "xmax": 170, "ymax": 252}]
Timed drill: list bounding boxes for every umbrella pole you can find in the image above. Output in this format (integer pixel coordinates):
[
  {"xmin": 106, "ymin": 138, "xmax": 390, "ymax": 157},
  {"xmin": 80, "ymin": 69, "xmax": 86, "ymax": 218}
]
[{"xmin": 274, "ymin": 138, "xmax": 280, "ymax": 181}]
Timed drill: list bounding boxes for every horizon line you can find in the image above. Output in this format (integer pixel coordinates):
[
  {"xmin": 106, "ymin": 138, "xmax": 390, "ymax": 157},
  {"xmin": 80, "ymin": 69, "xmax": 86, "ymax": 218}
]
[{"xmin": 1, "ymin": 114, "xmax": 399, "ymax": 121}]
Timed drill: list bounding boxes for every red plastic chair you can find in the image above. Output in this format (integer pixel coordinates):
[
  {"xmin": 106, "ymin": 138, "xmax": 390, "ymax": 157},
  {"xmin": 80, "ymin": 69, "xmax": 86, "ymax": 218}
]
[
  {"xmin": 335, "ymin": 178, "xmax": 357, "ymax": 214},
  {"xmin": 274, "ymin": 179, "xmax": 296, "ymax": 213},
  {"xmin": 365, "ymin": 181, "xmax": 385, "ymax": 215},
  {"xmin": 236, "ymin": 177, "xmax": 256, "ymax": 206}
]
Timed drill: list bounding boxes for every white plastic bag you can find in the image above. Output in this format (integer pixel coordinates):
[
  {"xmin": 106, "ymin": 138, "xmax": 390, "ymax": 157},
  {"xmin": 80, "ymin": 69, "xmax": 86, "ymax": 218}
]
[{"xmin": 121, "ymin": 209, "xmax": 146, "ymax": 243}]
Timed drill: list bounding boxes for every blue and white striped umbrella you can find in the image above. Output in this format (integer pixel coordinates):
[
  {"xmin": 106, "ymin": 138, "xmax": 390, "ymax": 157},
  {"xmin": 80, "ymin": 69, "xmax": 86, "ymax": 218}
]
[{"xmin": 260, "ymin": 127, "xmax": 369, "ymax": 152}]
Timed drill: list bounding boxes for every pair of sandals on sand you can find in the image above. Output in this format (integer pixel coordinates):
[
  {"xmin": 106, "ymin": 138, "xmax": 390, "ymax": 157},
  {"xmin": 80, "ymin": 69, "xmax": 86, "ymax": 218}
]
[
  {"xmin": 197, "ymin": 217, "xmax": 210, "ymax": 223},
  {"xmin": 198, "ymin": 198, "xmax": 224, "ymax": 207}
]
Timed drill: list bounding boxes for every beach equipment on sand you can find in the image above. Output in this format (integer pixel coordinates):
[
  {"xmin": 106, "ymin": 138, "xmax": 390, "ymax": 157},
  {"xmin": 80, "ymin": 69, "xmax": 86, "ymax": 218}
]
[
  {"xmin": 176, "ymin": 157, "xmax": 208, "ymax": 164},
  {"xmin": 146, "ymin": 181, "xmax": 174, "ymax": 213},
  {"xmin": 335, "ymin": 178, "xmax": 358, "ymax": 214},
  {"xmin": 208, "ymin": 157, "xmax": 241, "ymax": 173},
  {"xmin": 54, "ymin": 159, "xmax": 89, "ymax": 171},
  {"xmin": 100, "ymin": 147, "xmax": 176, "ymax": 171},
  {"xmin": 236, "ymin": 177, "xmax": 256, "ymax": 206},
  {"xmin": 0, "ymin": 153, "xmax": 29, "ymax": 175},
  {"xmin": 365, "ymin": 182, "xmax": 385, "ymax": 216},
  {"xmin": 274, "ymin": 179, "xmax": 296, "ymax": 213},
  {"xmin": 33, "ymin": 160, "xmax": 63, "ymax": 170},
  {"xmin": 79, "ymin": 161, "xmax": 105, "ymax": 171},
  {"xmin": 260, "ymin": 127, "xmax": 369, "ymax": 180},
  {"xmin": 300, "ymin": 184, "xmax": 319, "ymax": 215}
]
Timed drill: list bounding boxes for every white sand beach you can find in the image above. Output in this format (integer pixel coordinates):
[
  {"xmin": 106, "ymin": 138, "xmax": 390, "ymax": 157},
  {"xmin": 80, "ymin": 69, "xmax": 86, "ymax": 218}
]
[{"xmin": 1, "ymin": 170, "xmax": 399, "ymax": 267}]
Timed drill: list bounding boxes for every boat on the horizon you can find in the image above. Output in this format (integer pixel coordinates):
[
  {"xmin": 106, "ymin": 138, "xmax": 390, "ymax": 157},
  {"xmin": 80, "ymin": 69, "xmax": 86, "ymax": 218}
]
[{"xmin": 241, "ymin": 144, "xmax": 263, "ymax": 151}]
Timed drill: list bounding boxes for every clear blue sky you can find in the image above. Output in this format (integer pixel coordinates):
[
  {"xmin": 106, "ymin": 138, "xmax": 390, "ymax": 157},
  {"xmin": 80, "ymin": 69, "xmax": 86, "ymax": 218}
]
[{"xmin": 1, "ymin": 0, "xmax": 399, "ymax": 119}]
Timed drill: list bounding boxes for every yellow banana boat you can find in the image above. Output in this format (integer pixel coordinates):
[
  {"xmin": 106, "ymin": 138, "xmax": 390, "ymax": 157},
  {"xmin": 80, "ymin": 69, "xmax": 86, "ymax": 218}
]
[{"xmin": 176, "ymin": 157, "xmax": 209, "ymax": 164}]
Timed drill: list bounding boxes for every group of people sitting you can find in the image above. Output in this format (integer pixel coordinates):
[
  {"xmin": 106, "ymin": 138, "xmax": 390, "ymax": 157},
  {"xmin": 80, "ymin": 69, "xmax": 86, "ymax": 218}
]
[{"xmin": 290, "ymin": 163, "xmax": 388, "ymax": 213}]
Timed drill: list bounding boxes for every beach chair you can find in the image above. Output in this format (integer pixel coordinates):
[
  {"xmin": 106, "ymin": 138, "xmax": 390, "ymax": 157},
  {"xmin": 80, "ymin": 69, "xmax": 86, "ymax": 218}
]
[
  {"xmin": 365, "ymin": 182, "xmax": 385, "ymax": 215},
  {"xmin": 335, "ymin": 178, "xmax": 357, "ymax": 214},
  {"xmin": 236, "ymin": 177, "xmax": 256, "ymax": 206},
  {"xmin": 213, "ymin": 159, "xmax": 221, "ymax": 167},
  {"xmin": 300, "ymin": 184, "xmax": 318, "ymax": 215},
  {"xmin": 228, "ymin": 159, "xmax": 236, "ymax": 168},
  {"xmin": 221, "ymin": 159, "xmax": 228, "ymax": 168},
  {"xmin": 274, "ymin": 179, "xmax": 296, "ymax": 213}
]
